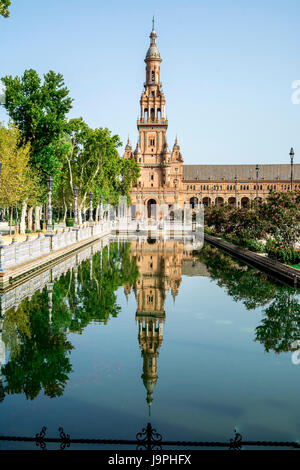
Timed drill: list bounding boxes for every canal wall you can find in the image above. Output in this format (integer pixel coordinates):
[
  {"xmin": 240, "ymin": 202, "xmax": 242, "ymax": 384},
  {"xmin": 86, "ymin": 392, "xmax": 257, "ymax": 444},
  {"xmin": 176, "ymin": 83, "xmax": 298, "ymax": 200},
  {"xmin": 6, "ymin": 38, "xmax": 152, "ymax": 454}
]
[{"xmin": 204, "ymin": 233, "xmax": 300, "ymax": 288}]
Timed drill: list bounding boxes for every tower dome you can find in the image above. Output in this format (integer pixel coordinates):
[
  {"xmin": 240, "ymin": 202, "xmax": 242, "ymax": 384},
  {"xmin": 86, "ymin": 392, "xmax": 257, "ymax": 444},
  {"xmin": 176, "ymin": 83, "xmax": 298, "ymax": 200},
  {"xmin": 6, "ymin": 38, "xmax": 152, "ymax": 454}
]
[{"xmin": 145, "ymin": 18, "xmax": 162, "ymax": 62}]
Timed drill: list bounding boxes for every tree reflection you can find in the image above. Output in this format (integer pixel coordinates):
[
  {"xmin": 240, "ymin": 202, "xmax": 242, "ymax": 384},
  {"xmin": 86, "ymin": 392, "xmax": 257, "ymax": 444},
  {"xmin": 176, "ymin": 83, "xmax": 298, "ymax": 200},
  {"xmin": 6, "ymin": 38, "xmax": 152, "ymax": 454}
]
[
  {"xmin": 197, "ymin": 244, "xmax": 279, "ymax": 309},
  {"xmin": 197, "ymin": 244, "xmax": 300, "ymax": 354},
  {"xmin": 1, "ymin": 241, "xmax": 139, "ymax": 401}
]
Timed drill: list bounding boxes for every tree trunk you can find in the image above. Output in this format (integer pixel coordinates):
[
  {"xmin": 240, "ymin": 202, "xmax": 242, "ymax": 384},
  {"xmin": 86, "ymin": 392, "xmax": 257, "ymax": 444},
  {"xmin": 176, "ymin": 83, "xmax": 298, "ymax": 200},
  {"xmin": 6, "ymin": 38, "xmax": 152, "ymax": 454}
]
[
  {"xmin": 19, "ymin": 201, "xmax": 27, "ymax": 234},
  {"xmin": 78, "ymin": 203, "xmax": 82, "ymax": 225},
  {"xmin": 9, "ymin": 207, "xmax": 13, "ymax": 235},
  {"xmin": 27, "ymin": 207, "xmax": 33, "ymax": 231},
  {"xmin": 34, "ymin": 206, "xmax": 41, "ymax": 231},
  {"xmin": 63, "ymin": 198, "xmax": 67, "ymax": 223}
]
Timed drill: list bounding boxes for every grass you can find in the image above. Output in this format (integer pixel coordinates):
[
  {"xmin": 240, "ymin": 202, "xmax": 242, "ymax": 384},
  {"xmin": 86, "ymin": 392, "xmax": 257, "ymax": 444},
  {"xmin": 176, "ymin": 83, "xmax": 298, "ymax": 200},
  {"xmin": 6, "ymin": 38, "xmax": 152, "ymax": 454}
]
[{"xmin": 291, "ymin": 264, "xmax": 300, "ymax": 270}]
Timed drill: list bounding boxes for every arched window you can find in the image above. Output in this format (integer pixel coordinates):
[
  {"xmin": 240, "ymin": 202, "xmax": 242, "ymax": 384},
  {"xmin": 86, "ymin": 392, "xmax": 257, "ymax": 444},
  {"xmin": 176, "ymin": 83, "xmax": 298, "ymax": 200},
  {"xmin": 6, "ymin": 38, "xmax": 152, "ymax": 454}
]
[
  {"xmin": 144, "ymin": 109, "xmax": 148, "ymax": 120},
  {"xmin": 152, "ymin": 71, "xmax": 155, "ymax": 82}
]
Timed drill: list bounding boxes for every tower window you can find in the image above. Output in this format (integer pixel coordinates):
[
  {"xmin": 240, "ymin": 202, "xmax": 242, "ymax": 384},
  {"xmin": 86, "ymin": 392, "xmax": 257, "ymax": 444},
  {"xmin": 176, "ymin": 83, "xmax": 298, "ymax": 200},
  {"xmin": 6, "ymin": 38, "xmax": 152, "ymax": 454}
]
[
  {"xmin": 151, "ymin": 91, "xmax": 155, "ymax": 97},
  {"xmin": 151, "ymin": 175, "xmax": 154, "ymax": 180},
  {"xmin": 149, "ymin": 138, "xmax": 155, "ymax": 146},
  {"xmin": 152, "ymin": 71, "xmax": 155, "ymax": 81}
]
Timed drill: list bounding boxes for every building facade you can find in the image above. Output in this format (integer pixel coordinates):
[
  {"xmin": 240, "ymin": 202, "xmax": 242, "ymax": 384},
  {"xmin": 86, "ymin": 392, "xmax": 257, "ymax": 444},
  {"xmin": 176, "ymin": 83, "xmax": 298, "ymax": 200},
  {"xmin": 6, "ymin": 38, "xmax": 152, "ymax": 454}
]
[{"xmin": 124, "ymin": 23, "xmax": 300, "ymax": 214}]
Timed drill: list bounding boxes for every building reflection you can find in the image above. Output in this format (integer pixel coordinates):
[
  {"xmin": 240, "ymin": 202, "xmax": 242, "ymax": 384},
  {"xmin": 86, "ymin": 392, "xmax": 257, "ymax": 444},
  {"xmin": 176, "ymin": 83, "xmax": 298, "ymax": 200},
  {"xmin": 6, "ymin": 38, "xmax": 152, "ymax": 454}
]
[{"xmin": 124, "ymin": 237, "xmax": 207, "ymax": 414}]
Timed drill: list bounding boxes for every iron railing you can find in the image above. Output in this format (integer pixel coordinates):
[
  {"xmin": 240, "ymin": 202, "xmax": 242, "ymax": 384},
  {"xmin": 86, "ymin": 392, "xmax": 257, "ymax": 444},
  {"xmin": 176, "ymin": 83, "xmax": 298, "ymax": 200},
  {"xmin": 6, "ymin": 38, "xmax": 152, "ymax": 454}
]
[{"xmin": 0, "ymin": 423, "xmax": 299, "ymax": 451}]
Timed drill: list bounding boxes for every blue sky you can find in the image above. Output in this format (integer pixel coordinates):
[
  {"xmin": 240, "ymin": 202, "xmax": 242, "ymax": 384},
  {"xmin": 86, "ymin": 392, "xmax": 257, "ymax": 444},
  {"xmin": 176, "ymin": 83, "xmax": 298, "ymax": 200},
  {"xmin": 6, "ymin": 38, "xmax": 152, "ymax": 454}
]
[{"xmin": 1, "ymin": 0, "xmax": 300, "ymax": 165}]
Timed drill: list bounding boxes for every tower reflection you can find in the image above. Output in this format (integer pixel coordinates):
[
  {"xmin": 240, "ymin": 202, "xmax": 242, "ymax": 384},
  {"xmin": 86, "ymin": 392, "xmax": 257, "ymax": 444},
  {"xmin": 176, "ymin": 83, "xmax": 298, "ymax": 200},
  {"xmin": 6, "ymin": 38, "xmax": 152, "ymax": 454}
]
[{"xmin": 125, "ymin": 237, "xmax": 197, "ymax": 414}]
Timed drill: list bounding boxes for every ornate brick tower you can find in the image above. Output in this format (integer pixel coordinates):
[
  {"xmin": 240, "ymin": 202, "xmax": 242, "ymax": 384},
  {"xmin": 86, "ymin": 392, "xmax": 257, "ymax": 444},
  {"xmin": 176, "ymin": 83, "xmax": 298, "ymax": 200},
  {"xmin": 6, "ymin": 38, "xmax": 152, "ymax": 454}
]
[{"xmin": 126, "ymin": 20, "xmax": 184, "ymax": 215}]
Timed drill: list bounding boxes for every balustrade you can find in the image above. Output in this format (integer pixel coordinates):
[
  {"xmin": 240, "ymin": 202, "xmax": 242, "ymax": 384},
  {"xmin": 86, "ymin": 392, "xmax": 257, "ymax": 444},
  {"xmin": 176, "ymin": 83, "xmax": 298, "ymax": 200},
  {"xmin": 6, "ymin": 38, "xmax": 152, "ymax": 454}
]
[{"xmin": 0, "ymin": 222, "xmax": 112, "ymax": 273}]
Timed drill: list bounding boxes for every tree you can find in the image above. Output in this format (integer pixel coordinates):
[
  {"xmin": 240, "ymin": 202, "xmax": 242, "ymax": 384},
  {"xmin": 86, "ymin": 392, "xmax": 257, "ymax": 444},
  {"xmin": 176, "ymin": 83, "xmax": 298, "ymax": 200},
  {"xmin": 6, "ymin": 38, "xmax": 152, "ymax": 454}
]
[
  {"xmin": 262, "ymin": 191, "xmax": 300, "ymax": 256},
  {"xmin": 1, "ymin": 69, "xmax": 73, "ymax": 190},
  {"xmin": 0, "ymin": 123, "xmax": 42, "ymax": 232},
  {"xmin": 1, "ymin": 241, "xmax": 139, "ymax": 401},
  {"xmin": 54, "ymin": 118, "xmax": 140, "ymax": 221},
  {"xmin": 0, "ymin": 0, "xmax": 11, "ymax": 17}
]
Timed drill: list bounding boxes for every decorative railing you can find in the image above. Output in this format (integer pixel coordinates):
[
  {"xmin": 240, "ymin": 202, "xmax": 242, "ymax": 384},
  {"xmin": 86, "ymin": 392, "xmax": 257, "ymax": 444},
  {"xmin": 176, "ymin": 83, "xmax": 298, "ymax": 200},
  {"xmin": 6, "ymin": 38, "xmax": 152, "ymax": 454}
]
[
  {"xmin": 0, "ymin": 423, "xmax": 299, "ymax": 450},
  {"xmin": 0, "ymin": 222, "xmax": 111, "ymax": 273}
]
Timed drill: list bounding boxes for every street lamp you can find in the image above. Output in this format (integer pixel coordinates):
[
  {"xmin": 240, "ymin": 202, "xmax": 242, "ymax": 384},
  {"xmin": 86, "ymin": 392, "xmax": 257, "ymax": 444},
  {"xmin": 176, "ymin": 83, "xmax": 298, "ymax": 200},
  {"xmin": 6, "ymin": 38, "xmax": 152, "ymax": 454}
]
[
  {"xmin": 107, "ymin": 198, "xmax": 110, "ymax": 222},
  {"xmin": 234, "ymin": 175, "xmax": 237, "ymax": 207},
  {"xmin": 290, "ymin": 147, "xmax": 295, "ymax": 191},
  {"xmin": 256, "ymin": 164, "xmax": 259, "ymax": 201},
  {"xmin": 73, "ymin": 186, "xmax": 79, "ymax": 228},
  {"xmin": 89, "ymin": 192, "xmax": 94, "ymax": 224},
  {"xmin": 46, "ymin": 176, "xmax": 53, "ymax": 234}
]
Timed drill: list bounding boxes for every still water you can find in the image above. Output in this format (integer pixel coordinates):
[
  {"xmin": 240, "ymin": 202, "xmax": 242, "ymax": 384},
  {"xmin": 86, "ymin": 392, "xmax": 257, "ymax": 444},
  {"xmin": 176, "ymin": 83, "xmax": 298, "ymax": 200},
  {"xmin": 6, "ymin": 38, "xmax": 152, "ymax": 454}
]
[{"xmin": 0, "ymin": 236, "xmax": 300, "ymax": 449}]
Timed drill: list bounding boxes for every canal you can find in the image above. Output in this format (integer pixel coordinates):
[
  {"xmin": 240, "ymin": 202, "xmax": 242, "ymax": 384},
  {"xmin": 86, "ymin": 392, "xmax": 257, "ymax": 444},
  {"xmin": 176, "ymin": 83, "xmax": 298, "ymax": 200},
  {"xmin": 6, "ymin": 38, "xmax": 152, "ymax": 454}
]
[{"xmin": 0, "ymin": 235, "xmax": 300, "ymax": 449}]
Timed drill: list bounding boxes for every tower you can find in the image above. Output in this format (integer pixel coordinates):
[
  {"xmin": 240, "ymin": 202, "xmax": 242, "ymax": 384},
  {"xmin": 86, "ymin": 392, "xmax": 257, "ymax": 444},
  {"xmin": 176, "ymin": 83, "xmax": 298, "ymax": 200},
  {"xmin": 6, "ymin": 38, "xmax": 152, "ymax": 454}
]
[{"xmin": 125, "ymin": 20, "xmax": 184, "ymax": 212}]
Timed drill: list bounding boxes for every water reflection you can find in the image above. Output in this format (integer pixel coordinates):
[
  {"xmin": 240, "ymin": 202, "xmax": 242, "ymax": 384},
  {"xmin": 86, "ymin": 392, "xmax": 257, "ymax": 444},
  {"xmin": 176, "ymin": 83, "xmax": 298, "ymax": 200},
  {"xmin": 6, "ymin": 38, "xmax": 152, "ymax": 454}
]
[
  {"xmin": 0, "ymin": 237, "xmax": 139, "ymax": 401},
  {"xmin": 0, "ymin": 236, "xmax": 299, "ymax": 413},
  {"xmin": 196, "ymin": 244, "xmax": 300, "ymax": 354},
  {"xmin": 127, "ymin": 237, "xmax": 196, "ymax": 414}
]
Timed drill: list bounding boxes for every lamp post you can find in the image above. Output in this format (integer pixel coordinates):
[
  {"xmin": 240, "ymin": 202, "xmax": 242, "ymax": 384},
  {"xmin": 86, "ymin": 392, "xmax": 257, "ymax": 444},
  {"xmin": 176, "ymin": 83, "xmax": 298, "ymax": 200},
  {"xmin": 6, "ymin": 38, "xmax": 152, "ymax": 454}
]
[
  {"xmin": 290, "ymin": 147, "xmax": 294, "ymax": 191},
  {"xmin": 89, "ymin": 192, "xmax": 94, "ymax": 224},
  {"xmin": 46, "ymin": 176, "xmax": 53, "ymax": 234},
  {"xmin": 73, "ymin": 186, "xmax": 79, "ymax": 228},
  {"xmin": 234, "ymin": 175, "xmax": 237, "ymax": 207},
  {"xmin": 256, "ymin": 164, "xmax": 259, "ymax": 201},
  {"xmin": 107, "ymin": 198, "xmax": 110, "ymax": 222}
]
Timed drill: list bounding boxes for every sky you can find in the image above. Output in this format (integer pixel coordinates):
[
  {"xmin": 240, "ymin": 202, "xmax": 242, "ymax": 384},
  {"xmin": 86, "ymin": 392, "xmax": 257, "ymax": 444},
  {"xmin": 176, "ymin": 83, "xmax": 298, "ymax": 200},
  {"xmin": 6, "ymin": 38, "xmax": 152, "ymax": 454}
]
[{"xmin": 1, "ymin": 0, "xmax": 300, "ymax": 165}]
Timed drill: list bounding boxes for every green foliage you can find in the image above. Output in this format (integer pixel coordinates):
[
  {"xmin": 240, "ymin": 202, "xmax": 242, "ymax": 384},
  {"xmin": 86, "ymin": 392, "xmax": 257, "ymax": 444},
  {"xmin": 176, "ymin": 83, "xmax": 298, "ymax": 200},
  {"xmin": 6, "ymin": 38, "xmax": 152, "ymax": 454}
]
[
  {"xmin": 197, "ymin": 244, "xmax": 300, "ymax": 354},
  {"xmin": 0, "ymin": 0, "xmax": 11, "ymax": 17},
  {"xmin": 197, "ymin": 244, "xmax": 278, "ymax": 310},
  {"xmin": 204, "ymin": 192, "xmax": 300, "ymax": 263},
  {"xmin": 255, "ymin": 288, "xmax": 300, "ymax": 353},
  {"xmin": 65, "ymin": 218, "xmax": 74, "ymax": 227},
  {"xmin": 1, "ymin": 69, "xmax": 73, "ymax": 190},
  {"xmin": 1, "ymin": 241, "xmax": 139, "ymax": 401},
  {"xmin": 54, "ymin": 118, "xmax": 140, "ymax": 212},
  {"xmin": 0, "ymin": 123, "xmax": 42, "ymax": 208},
  {"xmin": 265, "ymin": 239, "xmax": 300, "ymax": 264}
]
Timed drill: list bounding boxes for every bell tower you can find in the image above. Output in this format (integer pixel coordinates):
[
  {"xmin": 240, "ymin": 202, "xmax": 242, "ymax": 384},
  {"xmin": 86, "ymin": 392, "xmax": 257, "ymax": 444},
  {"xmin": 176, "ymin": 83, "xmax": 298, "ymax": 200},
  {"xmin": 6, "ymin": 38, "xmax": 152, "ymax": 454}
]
[
  {"xmin": 134, "ymin": 20, "xmax": 169, "ymax": 188},
  {"xmin": 125, "ymin": 20, "xmax": 184, "ymax": 209}
]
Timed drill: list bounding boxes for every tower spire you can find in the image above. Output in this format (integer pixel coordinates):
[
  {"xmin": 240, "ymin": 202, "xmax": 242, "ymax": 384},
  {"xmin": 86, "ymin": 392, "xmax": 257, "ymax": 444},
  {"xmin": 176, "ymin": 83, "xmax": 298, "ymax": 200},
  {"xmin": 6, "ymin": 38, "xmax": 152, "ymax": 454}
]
[{"xmin": 152, "ymin": 15, "xmax": 155, "ymax": 31}]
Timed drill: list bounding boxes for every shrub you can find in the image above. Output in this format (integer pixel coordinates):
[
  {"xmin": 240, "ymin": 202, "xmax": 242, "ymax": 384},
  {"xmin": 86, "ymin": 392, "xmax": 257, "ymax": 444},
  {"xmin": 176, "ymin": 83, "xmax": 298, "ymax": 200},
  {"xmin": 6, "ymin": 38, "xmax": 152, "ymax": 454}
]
[
  {"xmin": 266, "ymin": 239, "xmax": 300, "ymax": 264},
  {"xmin": 66, "ymin": 218, "xmax": 74, "ymax": 227}
]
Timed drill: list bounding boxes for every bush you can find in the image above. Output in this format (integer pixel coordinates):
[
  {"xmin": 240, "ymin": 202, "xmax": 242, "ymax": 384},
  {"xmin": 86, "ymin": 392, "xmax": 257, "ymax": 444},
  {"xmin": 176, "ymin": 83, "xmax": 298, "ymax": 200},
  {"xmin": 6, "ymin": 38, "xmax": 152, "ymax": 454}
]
[
  {"xmin": 266, "ymin": 239, "xmax": 300, "ymax": 264},
  {"xmin": 239, "ymin": 238, "xmax": 265, "ymax": 253},
  {"xmin": 66, "ymin": 218, "xmax": 74, "ymax": 227},
  {"xmin": 25, "ymin": 229, "xmax": 32, "ymax": 234}
]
